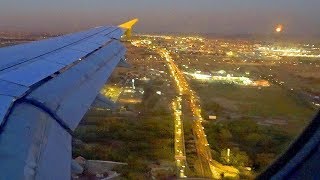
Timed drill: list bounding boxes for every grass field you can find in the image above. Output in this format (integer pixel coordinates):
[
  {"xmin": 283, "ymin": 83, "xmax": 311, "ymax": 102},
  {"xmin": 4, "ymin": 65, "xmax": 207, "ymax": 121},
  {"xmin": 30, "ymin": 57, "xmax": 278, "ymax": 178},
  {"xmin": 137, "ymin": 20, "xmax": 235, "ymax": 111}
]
[
  {"xmin": 196, "ymin": 82, "xmax": 313, "ymax": 116},
  {"xmin": 192, "ymin": 81, "xmax": 316, "ymax": 134}
]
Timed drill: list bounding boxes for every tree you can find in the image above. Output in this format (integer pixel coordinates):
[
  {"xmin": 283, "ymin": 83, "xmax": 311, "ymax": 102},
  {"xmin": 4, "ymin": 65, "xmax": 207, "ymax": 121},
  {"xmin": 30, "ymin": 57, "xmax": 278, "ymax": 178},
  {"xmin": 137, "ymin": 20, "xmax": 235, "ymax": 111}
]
[{"xmin": 220, "ymin": 148, "xmax": 251, "ymax": 167}]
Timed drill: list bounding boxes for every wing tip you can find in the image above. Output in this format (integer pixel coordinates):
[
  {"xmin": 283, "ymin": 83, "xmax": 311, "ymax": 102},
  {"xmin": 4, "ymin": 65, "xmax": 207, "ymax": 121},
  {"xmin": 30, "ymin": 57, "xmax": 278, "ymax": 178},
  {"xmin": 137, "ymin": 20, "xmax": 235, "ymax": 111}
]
[
  {"xmin": 118, "ymin": 18, "xmax": 139, "ymax": 38},
  {"xmin": 118, "ymin": 18, "xmax": 139, "ymax": 30}
]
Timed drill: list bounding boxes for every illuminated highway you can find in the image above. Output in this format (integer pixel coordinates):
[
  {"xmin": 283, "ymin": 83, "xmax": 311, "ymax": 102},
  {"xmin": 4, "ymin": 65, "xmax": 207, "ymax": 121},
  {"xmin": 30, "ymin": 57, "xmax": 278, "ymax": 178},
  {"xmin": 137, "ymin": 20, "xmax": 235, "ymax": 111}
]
[
  {"xmin": 172, "ymin": 97, "xmax": 187, "ymax": 178},
  {"xmin": 132, "ymin": 39, "xmax": 239, "ymax": 179},
  {"xmin": 158, "ymin": 47, "xmax": 221, "ymax": 178},
  {"xmin": 160, "ymin": 46, "xmax": 189, "ymax": 178}
]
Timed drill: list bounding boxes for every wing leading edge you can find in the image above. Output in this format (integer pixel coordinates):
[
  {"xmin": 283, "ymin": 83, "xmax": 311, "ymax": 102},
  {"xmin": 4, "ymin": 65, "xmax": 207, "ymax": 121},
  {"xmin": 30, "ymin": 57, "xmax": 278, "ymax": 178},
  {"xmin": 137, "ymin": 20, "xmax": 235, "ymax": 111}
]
[{"xmin": 0, "ymin": 19, "xmax": 137, "ymax": 179}]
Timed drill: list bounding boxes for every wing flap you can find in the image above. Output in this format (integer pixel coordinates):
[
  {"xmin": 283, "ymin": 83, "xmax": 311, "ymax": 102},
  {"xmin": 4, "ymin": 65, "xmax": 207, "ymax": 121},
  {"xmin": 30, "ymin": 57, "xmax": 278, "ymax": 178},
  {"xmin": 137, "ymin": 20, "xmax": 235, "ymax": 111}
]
[
  {"xmin": 0, "ymin": 80, "xmax": 29, "ymax": 97},
  {"xmin": 55, "ymin": 61, "xmax": 116, "ymax": 130},
  {"xmin": 0, "ymin": 95, "xmax": 14, "ymax": 124},
  {"xmin": 41, "ymin": 48, "xmax": 88, "ymax": 66},
  {"xmin": 27, "ymin": 40, "xmax": 124, "ymax": 129},
  {"xmin": 0, "ymin": 59, "xmax": 65, "ymax": 87}
]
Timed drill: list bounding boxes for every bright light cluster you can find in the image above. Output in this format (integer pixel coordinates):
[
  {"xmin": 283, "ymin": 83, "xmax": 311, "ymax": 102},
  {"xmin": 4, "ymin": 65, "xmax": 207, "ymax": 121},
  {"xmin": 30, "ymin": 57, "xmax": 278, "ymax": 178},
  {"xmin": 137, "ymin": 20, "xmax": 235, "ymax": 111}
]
[
  {"xmin": 257, "ymin": 46, "xmax": 320, "ymax": 58},
  {"xmin": 184, "ymin": 71, "xmax": 270, "ymax": 87},
  {"xmin": 275, "ymin": 25, "xmax": 283, "ymax": 33}
]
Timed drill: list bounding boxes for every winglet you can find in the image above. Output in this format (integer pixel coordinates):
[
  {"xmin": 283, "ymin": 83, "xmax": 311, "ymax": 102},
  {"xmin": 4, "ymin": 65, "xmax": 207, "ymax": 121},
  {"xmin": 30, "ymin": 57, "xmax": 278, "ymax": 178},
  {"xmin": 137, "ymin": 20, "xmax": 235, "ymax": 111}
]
[{"xmin": 118, "ymin": 18, "xmax": 139, "ymax": 37}]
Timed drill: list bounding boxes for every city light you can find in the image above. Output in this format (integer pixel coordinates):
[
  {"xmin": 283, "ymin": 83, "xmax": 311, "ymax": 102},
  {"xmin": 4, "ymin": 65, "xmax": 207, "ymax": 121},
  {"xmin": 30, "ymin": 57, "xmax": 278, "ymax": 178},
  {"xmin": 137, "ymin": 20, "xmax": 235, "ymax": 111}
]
[
  {"xmin": 184, "ymin": 71, "xmax": 270, "ymax": 87},
  {"xmin": 275, "ymin": 24, "xmax": 283, "ymax": 33},
  {"xmin": 130, "ymin": 33, "xmax": 318, "ymax": 178},
  {"xmin": 257, "ymin": 46, "xmax": 320, "ymax": 58}
]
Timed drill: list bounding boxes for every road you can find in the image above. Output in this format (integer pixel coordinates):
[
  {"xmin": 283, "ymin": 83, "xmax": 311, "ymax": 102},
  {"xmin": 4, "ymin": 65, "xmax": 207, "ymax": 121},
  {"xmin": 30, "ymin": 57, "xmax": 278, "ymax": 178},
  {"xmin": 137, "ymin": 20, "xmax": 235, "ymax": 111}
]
[
  {"xmin": 172, "ymin": 96, "xmax": 187, "ymax": 178},
  {"xmin": 158, "ymin": 48, "xmax": 219, "ymax": 178},
  {"xmin": 131, "ymin": 39, "xmax": 239, "ymax": 179}
]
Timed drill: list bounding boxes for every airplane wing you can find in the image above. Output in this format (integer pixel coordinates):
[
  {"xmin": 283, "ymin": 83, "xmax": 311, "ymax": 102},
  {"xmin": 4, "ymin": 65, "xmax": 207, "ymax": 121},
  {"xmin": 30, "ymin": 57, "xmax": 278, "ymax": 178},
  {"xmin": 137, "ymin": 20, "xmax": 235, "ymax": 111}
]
[{"xmin": 0, "ymin": 19, "xmax": 138, "ymax": 179}]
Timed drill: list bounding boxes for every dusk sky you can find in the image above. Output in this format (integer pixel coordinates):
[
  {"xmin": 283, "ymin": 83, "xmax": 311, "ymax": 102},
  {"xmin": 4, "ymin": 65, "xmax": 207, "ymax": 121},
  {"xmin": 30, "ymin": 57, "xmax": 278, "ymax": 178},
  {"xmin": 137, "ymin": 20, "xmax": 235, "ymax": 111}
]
[{"xmin": 0, "ymin": 0, "xmax": 319, "ymax": 35}]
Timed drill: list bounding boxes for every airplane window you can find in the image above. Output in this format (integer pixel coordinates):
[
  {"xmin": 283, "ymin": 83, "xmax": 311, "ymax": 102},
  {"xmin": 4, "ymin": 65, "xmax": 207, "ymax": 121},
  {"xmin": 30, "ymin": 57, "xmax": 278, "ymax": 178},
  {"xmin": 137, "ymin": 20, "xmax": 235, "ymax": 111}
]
[{"xmin": 0, "ymin": 0, "xmax": 319, "ymax": 179}]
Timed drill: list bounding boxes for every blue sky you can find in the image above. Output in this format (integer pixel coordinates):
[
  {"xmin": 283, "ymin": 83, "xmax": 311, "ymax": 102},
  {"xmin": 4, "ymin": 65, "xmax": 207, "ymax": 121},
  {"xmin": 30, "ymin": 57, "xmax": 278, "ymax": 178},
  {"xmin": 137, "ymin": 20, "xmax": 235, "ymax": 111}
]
[{"xmin": 0, "ymin": 0, "xmax": 319, "ymax": 35}]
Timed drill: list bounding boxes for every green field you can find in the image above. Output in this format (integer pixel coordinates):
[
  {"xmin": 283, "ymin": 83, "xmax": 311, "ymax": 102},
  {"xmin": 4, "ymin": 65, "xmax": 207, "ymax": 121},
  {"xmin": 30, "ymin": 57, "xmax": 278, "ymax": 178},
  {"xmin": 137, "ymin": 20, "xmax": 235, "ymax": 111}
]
[{"xmin": 193, "ymin": 82, "xmax": 315, "ymax": 127}]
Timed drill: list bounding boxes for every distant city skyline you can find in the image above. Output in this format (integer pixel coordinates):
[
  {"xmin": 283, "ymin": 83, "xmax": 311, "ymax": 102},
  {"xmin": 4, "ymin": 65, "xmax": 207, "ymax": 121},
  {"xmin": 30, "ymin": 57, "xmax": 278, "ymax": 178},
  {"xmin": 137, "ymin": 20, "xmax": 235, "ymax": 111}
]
[{"xmin": 0, "ymin": 0, "xmax": 319, "ymax": 36}]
